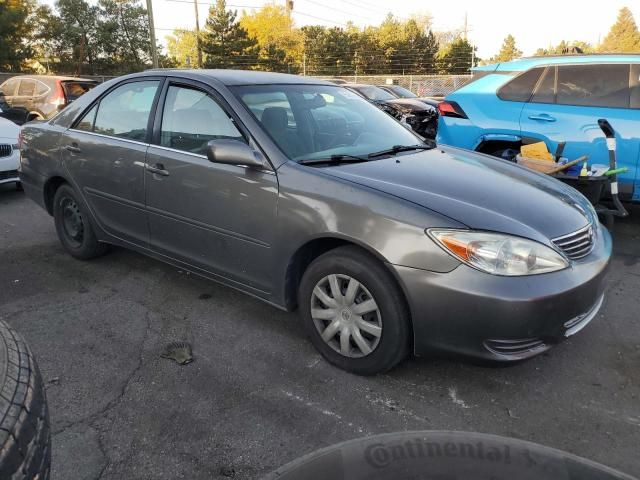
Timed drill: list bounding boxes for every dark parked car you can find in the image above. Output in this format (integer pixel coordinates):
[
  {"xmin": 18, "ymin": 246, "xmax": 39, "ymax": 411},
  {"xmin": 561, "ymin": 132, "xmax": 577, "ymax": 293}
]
[
  {"xmin": 345, "ymin": 83, "xmax": 438, "ymax": 139},
  {"xmin": 378, "ymin": 84, "xmax": 442, "ymax": 108},
  {"xmin": 20, "ymin": 70, "xmax": 610, "ymax": 375},
  {"xmin": 0, "ymin": 75, "xmax": 98, "ymax": 123}
]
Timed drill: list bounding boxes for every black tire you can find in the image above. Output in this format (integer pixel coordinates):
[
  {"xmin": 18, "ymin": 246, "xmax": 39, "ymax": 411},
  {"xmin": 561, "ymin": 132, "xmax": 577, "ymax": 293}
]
[
  {"xmin": 53, "ymin": 184, "xmax": 109, "ymax": 260},
  {"xmin": 0, "ymin": 320, "xmax": 51, "ymax": 480},
  {"xmin": 298, "ymin": 246, "xmax": 411, "ymax": 375},
  {"xmin": 15, "ymin": 181, "xmax": 23, "ymax": 192}
]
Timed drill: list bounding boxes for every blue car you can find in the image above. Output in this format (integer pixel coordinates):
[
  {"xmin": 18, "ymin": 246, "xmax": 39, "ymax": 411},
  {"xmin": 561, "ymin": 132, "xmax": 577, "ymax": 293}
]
[{"xmin": 437, "ymin": 55, "xmax": 640, "ymax": 202}]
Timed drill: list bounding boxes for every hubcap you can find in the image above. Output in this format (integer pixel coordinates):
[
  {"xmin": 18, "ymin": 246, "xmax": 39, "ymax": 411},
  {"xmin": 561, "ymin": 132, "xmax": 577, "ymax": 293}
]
[
  {"xmin": 60, "ymin": 197, "xmax": 84, "ymax": 247},
  {"xmin": 310, "ymin": 274, "xmax": 382, "ymax": 358}
]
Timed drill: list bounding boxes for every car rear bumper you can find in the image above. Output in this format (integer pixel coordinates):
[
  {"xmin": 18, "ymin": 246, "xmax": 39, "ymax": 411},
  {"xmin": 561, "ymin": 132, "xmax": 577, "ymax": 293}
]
[{"xmin": 392, "ymin": 224, "xmax": 611, "ymax": 361}]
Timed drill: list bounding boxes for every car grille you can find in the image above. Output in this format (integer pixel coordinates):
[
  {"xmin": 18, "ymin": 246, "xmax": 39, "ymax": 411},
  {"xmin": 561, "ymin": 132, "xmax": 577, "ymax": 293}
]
[
  {"xmin": 484, "ymin": 338, "xmax": 548, "ymax": 357},
  {"xmin": 552, "ymin": 224, "xmax": 594, "ymax": 260},
  {"xmin": 0, "ymin": 144, "xmax": 12, "ymax": 158},
  {"xmin": 0, "ymin": 169, "xmax": 18, "ymax": 181}
]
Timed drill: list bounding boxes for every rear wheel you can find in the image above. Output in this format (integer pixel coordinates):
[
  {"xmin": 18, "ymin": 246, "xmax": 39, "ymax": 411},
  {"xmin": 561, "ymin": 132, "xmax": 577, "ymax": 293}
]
[
  {"xmin": 298, "ymin": 246, "xmax": 411, "ymax": 375},
  {"xmin": 53, "ymin": 184, "xmax": 108, "ymax": 260}
]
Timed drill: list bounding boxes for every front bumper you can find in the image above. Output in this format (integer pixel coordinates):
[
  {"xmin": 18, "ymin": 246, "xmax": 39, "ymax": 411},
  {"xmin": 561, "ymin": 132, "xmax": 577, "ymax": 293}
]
[
  {"xmin": 393, "ymin": 224, "xmax": 612, "ymax": 361},
  {"xmin": 0, "ymin": 148, "xmax": 20, "ymax": 185}
]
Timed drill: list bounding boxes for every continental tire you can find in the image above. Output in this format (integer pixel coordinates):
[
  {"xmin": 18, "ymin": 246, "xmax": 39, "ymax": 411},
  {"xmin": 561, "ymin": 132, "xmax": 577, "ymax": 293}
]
[{"xmin": 0, "ymin": 320, "xmax": 51, "ymax": 480}]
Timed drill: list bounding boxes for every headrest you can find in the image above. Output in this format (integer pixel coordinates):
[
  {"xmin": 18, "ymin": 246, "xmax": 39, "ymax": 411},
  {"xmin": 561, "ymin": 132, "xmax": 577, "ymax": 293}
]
[{"xmin": 261, "ymin": 107, "xmax": 288, "ymax": 132}]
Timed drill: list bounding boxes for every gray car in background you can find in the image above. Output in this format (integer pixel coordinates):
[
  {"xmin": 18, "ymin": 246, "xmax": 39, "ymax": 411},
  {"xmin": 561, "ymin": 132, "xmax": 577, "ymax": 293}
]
[{"xmin": 19, "ymin": 70, "xmax": 611, "ymax": 375}]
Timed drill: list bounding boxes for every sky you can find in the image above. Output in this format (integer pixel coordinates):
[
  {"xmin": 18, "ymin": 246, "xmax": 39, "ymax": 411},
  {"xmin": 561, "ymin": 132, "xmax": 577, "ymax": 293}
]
[{"xmin": 42, "ymin": 0, "xmax": 640, "ymax": 59}]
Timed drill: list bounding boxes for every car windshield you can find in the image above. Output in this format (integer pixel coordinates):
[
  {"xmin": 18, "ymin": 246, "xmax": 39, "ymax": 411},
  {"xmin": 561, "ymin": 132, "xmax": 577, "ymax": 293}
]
[
  {"xmin": 390, "ymin": 86, "xmax": 418, "ymax": 98},
  {"xmin": 232, "ymin": 84, "xmax": 424, "ymax": 162},
  {"xmin": 351, "ymin": 85, "xmax": 397, "ymax": 101}
]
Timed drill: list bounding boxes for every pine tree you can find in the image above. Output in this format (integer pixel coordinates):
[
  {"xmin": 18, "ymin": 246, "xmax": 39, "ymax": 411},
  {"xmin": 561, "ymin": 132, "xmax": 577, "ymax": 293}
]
[
  {"xmin": 201, "ymin": 0, "xmax": 257, "ymax": 69},
  {"xmin": 493, "ymin": 34, "xmax": 522, "ymax": 62},
  {"xmin": 600, "ymin": 7, "xmax": 640, "ymax": 52}
]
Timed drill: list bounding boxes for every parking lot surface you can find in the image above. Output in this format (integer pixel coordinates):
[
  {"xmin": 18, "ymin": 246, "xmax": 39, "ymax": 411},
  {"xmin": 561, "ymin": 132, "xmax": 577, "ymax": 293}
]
[{"xmin": 1, "ymin": 183, "xmax": 639, "ymax": 479}]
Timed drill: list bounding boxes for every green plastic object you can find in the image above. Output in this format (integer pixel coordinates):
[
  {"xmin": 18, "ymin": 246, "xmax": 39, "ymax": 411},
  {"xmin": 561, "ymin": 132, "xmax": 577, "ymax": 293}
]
[{"xmin": 604, "ymin": 167, "xmax": 628, "ymax": 176}]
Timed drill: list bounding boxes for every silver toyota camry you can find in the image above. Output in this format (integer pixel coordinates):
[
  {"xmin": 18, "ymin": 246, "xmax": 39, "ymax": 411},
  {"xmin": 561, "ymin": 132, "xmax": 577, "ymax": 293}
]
[{"xmin": 19, "ymin": 70, "xmax": 611, "ymax": 375}]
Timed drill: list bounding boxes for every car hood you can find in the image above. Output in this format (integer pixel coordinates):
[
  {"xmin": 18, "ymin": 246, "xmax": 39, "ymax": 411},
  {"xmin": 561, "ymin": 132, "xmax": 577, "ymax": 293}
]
[
  {"xmin": 0, "ymin": 116, "xmax": 19, "ymax": 140},
  {"xmin": 383, "ymin": 98, "xmax": 435, "ymax": 113},
  {"xmin": 319, "ymin": 146, "xmax": 595, "ymax": 243}
]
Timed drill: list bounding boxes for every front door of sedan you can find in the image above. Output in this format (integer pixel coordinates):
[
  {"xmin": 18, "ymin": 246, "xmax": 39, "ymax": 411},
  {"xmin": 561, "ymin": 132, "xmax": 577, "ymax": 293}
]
[
  {"xmin": 60, "ymin": 79, "xmax": 162, "ymax": 246},
  {"xmin": 145, "ymin": 81, "xmax": 278, "ymax": 294}
]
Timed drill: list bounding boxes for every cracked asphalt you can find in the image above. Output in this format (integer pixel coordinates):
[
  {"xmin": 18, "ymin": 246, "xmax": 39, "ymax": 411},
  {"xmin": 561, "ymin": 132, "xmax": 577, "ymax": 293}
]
[{"xmin": 1, "ymin": 182, "xmax": 639, "ymax": 480}]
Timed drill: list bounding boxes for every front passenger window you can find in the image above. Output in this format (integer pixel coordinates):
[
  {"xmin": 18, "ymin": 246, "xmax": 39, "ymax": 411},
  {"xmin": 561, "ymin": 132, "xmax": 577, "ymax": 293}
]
[{"xmin": 160, "ymin": 85, "xmax": 245, "ymax": 155}]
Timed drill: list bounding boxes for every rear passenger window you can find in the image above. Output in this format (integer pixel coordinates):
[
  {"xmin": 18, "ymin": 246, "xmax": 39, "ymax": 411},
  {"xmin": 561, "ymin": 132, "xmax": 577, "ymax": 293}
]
[
  {"xmin": 35, "ymin": 82, "xmax": 49, "ymax": 96},
  {"xmin": 531, "ymin": 67, "xmax": 556, "ymax": 104},
  {"xmin": 18, "ymin": 80, "xmax": 36, "ymax": 96},
  {"xmin": 160, "ymin": 85, "xmax": 245, "ymax": 155},
  {"xmin": 556, "ymin": 64, "xmax": 630, "ymax": 108},
  {"xmin": 498, "ymin": 67, "xmax": 543, "ymax": 102},
  {"xmin": 93, "ymin": 81, "xmax": 159, "ymax": 141}
]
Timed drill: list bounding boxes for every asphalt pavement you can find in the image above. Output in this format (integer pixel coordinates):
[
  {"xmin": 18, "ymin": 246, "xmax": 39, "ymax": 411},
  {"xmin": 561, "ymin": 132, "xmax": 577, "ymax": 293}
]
[{"xmin": 1, "ymin": 182, "xmax": 639, "ymax": 479}]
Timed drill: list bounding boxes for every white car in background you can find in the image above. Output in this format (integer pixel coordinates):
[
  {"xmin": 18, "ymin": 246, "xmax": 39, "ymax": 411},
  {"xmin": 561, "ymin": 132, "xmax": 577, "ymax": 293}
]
[{"xmin": 0, "ymin": 111, "xmax": 21, "ymax": 190}]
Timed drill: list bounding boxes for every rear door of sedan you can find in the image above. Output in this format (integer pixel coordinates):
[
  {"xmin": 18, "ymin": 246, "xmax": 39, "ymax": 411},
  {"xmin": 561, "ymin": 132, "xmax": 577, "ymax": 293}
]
[
  {"xmin": 60, "ymin": 77, "xmax": 163, "ymax": 246},
  {"xmin": 144, "ymin": 78, "xmax": 278, "ymax": 293}
]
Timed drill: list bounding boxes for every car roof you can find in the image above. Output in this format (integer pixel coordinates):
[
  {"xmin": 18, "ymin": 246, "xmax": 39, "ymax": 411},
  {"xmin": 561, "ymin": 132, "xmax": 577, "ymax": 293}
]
[
  {"xmin": 475, "ymin": 54, "xmax": 640, "ymax": 73},
  {"xmin": 141, "ymin": 69, "xmax": 334, "ymax": 86}
]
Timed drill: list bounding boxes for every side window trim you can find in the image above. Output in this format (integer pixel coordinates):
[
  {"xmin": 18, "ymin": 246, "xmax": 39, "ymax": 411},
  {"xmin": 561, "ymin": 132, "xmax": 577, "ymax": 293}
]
[{"xmin": 69, "ymin": 77, "xmax": 166, "ymax": 144}]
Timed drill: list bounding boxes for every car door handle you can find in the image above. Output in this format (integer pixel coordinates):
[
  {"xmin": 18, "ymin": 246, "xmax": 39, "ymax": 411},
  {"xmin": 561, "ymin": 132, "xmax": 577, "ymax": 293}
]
[
  {"xmin": 146, "ymin": 163, "xmax": 170, "ymax": 177},
  {"xmin": 528, "ymin": 114, "xmax": 556, "ymax": 122},
  {"xmin": 65, "ymin": 144, "xmax": 81, "ymax": 153}
]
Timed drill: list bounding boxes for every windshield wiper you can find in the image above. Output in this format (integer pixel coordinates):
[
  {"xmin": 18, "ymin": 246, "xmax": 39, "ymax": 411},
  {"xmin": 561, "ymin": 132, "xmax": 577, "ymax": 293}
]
[
  {"xmin": 298, "ymin": 154, "xmax": 369, "ymax": 166},
  {"xmin": 367, "ymin": 143, "xmax": 434, "ymax": 159}
]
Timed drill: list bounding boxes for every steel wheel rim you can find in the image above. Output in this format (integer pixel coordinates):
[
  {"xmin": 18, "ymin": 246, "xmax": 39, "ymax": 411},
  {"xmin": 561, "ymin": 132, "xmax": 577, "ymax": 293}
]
[
  {"xmin": 60, "ymin": 197, "xmax": 84, "ymax": 247},
  {"xmin": 310, "ymin": 274, "xmax": 382, "ymax": 358}
]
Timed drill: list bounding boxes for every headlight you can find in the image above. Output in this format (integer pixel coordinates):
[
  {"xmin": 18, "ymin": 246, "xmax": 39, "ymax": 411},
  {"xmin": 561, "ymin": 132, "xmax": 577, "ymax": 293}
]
[{"xmin": 428, "ymin": 229, "xmax": 569, "ymax": 276}]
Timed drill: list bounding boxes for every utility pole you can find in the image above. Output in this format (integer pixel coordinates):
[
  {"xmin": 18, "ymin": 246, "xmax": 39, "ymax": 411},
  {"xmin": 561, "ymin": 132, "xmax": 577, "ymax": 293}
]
[
  {"xmin": 146, "ymin": 0, "xmax": 159, "ymax": 68},
  {"xmin": 194, "ymin": 0, "xmax": 202, "ymax": 68},
  {"xmin": 463, "ymin": 12, "xmax": 468, "ymax": 40}
]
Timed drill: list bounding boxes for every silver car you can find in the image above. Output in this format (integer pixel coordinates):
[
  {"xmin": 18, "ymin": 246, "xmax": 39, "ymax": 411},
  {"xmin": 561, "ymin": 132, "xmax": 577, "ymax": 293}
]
[{"xmin": 20, "ymin": 70, "xmax": 611, "ymax": 375}]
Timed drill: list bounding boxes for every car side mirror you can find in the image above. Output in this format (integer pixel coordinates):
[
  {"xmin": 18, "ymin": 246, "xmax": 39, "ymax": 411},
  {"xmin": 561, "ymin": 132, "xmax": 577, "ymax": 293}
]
[{"xmin": 206, "ymin": 139, "xmax": 265, "ymax": 168}]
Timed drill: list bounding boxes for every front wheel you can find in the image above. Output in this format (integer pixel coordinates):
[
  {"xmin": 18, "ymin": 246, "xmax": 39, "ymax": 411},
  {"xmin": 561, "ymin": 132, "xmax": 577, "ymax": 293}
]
[
  {"xmin": 53, "ymin": 184, "xmax": 109, "ymax": 260},
  {"xmin": 298, "ymin": 246, "xmax": 411, "ymax": 375}
]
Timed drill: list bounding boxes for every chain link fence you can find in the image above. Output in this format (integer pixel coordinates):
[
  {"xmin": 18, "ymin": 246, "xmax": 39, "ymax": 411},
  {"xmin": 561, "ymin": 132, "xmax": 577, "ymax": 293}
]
[{"xmin": 314, "ymin": 74, "xmax": 473, "ymax": 97}]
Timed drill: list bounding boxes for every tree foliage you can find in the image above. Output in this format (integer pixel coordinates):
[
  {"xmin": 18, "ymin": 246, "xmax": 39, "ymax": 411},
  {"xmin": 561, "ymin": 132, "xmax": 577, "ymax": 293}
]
[
  {"xmin": 166, "ymin": 29, "xmax": 199, "ymax": 68},
  {"xmin": 201, "ymin": 0, "xmax": 258, "ymax": 69},
  {"xmin": 0, "ymin": 0, "xmax": 36, "ymax": 71},
  {"xmin": 437, "ymin": 37, "xmax": 477, "ymax": 74},
  {"xmin": 600, "ymin": 7, "xmax": 640, "ymax": 52},
  {"xmin": 492, "ymin": 34, "xmax": 522, "ymax": 62}
]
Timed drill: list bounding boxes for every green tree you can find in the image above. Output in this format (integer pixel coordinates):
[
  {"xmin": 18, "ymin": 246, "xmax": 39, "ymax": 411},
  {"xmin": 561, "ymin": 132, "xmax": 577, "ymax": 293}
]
[
  {"xmin": 492, "ymin": 34, "xmax": 522, "ymax": 62},
  {"xmin": 201, "ymin": 0, "xmax": 258, "ymax": 69},
  {"xmin": 54, "ymin": 0, "xmax": 101, "ymax": 74},
  {"xmin": 97, "ymin": 0, "xmax": 154, "ymax": 73},
  {"xmin": 600, "ymin": 7, "xmax": 640, "ymax": 52},
  {"xmin": 0, "ymin": 0, "xmax": 35, "ymax": 71},
  {"xmin": 437, "ymin": 37, "xmax": 478, "ymax": 74}
]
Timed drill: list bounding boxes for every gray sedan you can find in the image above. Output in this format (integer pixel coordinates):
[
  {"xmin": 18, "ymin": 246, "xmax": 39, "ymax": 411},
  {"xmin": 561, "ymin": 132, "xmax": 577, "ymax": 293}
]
[{"xmin": 19, "ymin": 70, "xmax": 611, "ymax": 375}]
